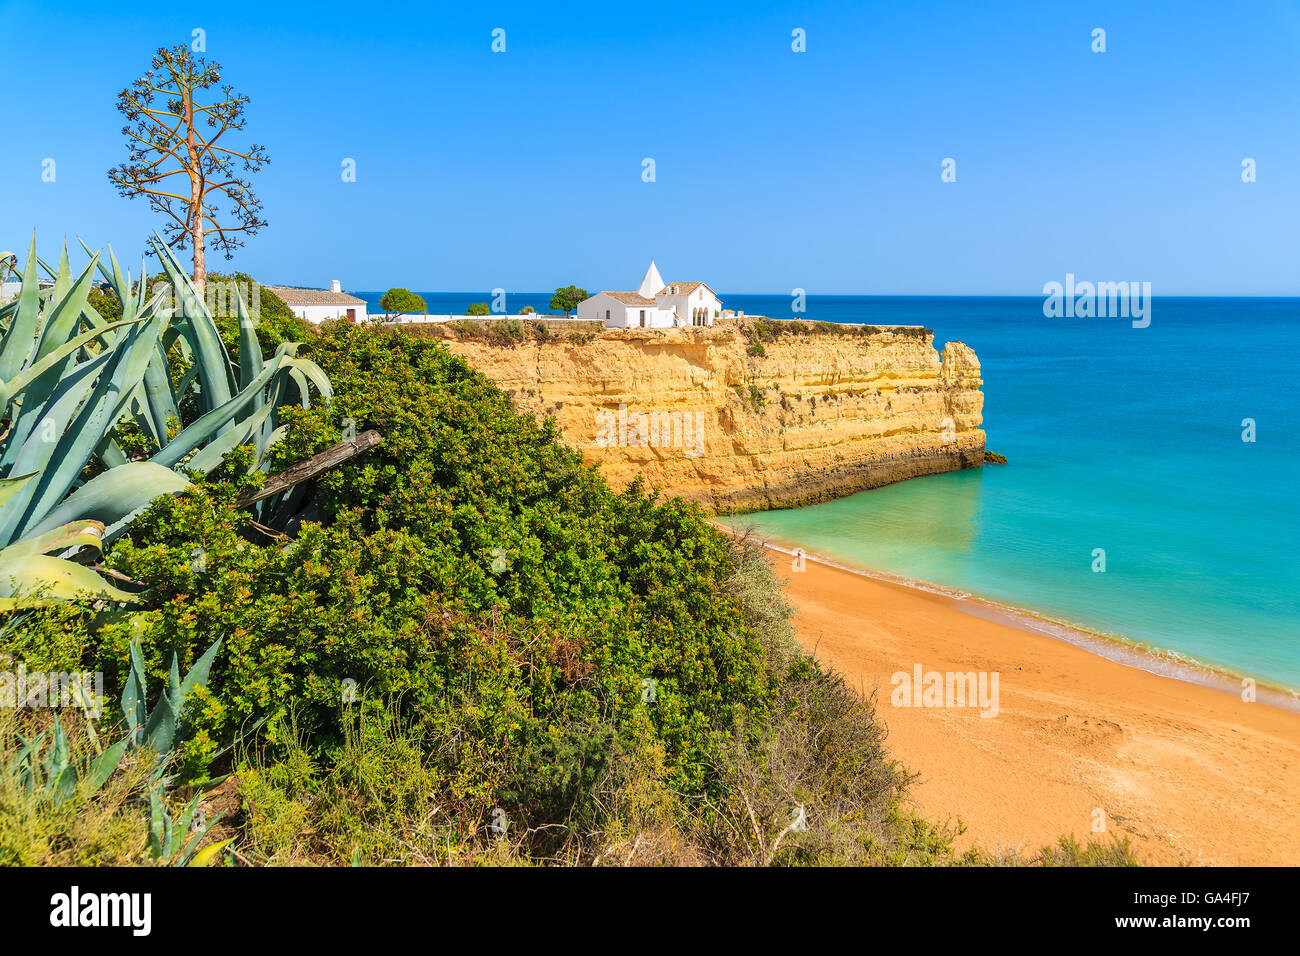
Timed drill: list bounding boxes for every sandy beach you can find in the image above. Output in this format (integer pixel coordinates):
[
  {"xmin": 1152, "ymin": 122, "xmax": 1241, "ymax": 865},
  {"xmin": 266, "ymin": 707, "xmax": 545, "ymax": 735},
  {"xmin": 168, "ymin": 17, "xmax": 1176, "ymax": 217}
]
[{"xmin": 773, "ymin": 547, "xmax": 1300, "ymax": 865}]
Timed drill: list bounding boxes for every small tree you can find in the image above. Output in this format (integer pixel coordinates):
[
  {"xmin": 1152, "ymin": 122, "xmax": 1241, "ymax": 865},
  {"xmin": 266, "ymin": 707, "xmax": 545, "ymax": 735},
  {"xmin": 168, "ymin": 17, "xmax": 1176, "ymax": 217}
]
[
  {"xmin": 107, "ymin": 44, "xmax": 270, "ymax": 292},
  {"xmin": 379, "ymin": 288, "xmax": 427, "ymax": 319},
  {"xmin": 549, "ymin": 285, "xmax": 589, "ymax": 315},
  {"xmin": 466, "ymin": 303, "xmax": 491, "ymax": 316}
]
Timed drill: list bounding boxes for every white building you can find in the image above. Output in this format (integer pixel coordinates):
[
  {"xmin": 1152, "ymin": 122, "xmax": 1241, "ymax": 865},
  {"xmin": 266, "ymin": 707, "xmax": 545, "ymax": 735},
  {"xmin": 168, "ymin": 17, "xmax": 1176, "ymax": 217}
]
[
  {"xmin": 265, "ymin": 280, "xmax": 368, "ymax": 324},
  {"xmin": 1, "ymin": 278, "xmax": 56, "ymax": 304},
  {"xmin": 576, "ymin": 261, "xmax": 722, "ymax": 329}
]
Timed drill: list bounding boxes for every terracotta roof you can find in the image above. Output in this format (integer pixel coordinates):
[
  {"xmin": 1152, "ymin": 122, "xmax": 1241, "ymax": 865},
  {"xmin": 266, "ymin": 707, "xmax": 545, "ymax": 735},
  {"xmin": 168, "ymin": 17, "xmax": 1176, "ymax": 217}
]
[
  {"xmin": 600, "ymin": 290, "xmax": 657, "ymax": 306},
  {"xmin": 657, "ymin": 281, "xmax": 719, "ymax": 300},
  {"xmin": 265, "ymin": 286, "xmax": 366, "ymax": 306}
]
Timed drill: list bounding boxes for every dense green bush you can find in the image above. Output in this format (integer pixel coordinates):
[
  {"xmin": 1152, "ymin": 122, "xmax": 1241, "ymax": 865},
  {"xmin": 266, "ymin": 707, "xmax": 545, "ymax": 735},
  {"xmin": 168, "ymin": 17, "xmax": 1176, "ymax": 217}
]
[
  {"xmin": 59, "ymin": 324, "xmax": 769, "ymax": 841},
  {"xmin": 87, "ymin": 285, "xmax": 124, "ymax": 320}
]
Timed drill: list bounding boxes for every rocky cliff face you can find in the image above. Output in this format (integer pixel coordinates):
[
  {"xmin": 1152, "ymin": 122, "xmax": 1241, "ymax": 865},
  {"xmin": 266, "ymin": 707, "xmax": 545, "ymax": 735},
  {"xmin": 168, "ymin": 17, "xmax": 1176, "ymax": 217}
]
[{"xmin": 440, "ymin": 324, "xmax": 985, "ymax": 513}]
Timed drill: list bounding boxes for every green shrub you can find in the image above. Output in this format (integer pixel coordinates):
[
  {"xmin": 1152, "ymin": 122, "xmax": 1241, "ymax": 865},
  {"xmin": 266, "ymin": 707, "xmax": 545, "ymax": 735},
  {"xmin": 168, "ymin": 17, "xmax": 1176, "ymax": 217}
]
[
  {"xmin": 87, "ymin": 285, "xmax": 124, "ymax": 320},
  {"xmin": 481, "ymin": 318, "xmax": 525, "ymax": 346},
  {"xmin": 64, "ymin": 326, "xmax": 768, "ymax": 846},
  {"xmin": 1033, "ymin": 835, "xmax": 1140, "ymax": 867},
  {"xmin": 379, "ymin": 288, "xmax": 427, "ymax": 317}
]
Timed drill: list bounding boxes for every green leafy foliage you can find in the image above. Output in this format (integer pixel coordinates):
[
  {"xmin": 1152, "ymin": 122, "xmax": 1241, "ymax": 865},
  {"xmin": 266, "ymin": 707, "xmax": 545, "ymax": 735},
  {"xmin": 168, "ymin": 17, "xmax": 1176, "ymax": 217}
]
[
  {"xmin": 379, "ymin": 288, "xmax": 427, "ymax": 317},
  {"xmin": 548, "ymin": 285, "xmax": 588, "ymax": 315},
  {"xmin": 87, "ymin": 286, "xmax": 123, "ymax": 321},
  {"xmin": 67, "ymin": 325, "xmax": 767, "ymax": 846}
]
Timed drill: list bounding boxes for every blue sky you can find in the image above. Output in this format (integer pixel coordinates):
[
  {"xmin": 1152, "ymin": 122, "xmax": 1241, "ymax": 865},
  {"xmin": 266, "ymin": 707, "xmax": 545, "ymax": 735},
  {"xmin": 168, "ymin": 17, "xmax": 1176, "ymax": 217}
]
[{"xmin": 2, "ymin": 0, "xmax": 1298, "ymax": 294}]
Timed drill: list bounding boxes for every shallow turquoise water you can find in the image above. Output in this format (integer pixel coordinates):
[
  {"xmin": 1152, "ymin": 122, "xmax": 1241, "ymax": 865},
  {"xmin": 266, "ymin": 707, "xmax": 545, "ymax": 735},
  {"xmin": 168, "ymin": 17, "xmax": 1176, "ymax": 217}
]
[{"xmin": 716, "ymin": 296, "xmax": 1300, "ymax": 691}]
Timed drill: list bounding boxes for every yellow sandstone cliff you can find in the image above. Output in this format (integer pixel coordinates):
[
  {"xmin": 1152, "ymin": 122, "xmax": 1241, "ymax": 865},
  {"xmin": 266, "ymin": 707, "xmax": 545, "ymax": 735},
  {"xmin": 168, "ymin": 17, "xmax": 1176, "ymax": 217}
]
[{"xmin": 440, "ymin": 322, "xmax": 985, "ymax": 513}]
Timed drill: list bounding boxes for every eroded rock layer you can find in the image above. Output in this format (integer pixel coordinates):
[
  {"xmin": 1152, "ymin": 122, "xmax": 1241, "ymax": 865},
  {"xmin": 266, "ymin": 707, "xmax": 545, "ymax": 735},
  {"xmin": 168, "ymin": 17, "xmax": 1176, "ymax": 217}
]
[{"xmin": 440, "ymin": 324, "xmax": 985, "ymax": 513}]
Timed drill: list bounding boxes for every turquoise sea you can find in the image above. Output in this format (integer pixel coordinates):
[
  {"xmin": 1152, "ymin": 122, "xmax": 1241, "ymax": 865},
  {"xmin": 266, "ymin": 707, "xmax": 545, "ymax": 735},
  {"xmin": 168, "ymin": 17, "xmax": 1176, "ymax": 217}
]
[
  {"xmin": 714, "ymin": 295, "xmax": 1299, "ymax": 695},
  {"xmin": 357, "ymin": 291, "xmax": 1298, "ymax": 693}
]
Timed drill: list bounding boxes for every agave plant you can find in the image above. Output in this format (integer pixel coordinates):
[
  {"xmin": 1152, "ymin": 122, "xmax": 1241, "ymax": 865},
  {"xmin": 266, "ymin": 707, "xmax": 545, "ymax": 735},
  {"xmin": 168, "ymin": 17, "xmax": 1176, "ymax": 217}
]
[
  {"xmin": 0, "ymin": 233, "xmax": 330, "ymax": 606},
  {"xmin": 8, "ymin": 637, "xmax": 235, "ymax": 865},
  {"xmin": 8, "ymin": 637, "xmax": 222, "ymax": 803},
  {"xmin": 149, "ymin": 788, "xmax": 232, "ymax": 867},
  {"xmin": 9, "ymin": 711, "xmax": 131, "ymax": 805}
]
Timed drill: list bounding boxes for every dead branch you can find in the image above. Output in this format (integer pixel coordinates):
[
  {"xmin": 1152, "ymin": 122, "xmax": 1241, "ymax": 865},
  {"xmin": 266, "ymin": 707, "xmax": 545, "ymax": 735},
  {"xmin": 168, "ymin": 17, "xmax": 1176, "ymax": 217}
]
[{"xmin": 233, "ymin": 430, "xmax": 382, "ymax": 509}]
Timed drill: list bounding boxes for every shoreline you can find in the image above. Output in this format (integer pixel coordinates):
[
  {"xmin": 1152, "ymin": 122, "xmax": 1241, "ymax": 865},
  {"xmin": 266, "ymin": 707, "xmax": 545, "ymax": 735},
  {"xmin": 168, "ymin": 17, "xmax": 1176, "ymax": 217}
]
[
  {"xmin": 753, "ymin": 536, "xmax": 1300, "ymax": 865},
  {"xmin": 722, "ymin": 525, "xmax": 1300, "ymax": 714}
]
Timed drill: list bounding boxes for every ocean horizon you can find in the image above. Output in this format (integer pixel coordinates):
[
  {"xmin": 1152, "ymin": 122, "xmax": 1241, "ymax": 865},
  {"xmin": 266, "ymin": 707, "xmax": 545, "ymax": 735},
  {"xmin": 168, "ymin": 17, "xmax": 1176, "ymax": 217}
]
[{"xmin": 351, "ymin": 292, "xmax": 1299, "ymax": 694}]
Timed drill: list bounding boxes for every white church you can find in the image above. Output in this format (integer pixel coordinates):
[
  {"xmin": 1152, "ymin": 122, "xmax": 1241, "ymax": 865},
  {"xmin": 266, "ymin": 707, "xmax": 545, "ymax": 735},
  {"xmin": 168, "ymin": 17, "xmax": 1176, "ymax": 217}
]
[{"xmin": 576, "ymin": 261, "xmax": 722, "ymax": 329}]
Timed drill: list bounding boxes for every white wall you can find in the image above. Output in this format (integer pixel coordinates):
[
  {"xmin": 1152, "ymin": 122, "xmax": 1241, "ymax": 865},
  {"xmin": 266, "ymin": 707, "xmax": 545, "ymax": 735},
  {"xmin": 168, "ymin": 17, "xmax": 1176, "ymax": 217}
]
[
  {"xmin": 576, "ymin": 292, "xmax": 625, "ymax": 324},
  {"xmin": 616, "ymin": 305, "xmax": 676, "ymax": 329},
  {"xmin": 576, "ymin": 290, "xmax": 717, "ymax": 329},
  {"xmin": 384, "ymin": 313, "xmax": 592, "ymax": 324},
  {"xmin": 576, "ymin": 292, "xmax": 676, "ymax": 328},
  {"xmin": 652, "ymin": 288, "xmax": 719, "ymax": 326},
  {"xmin": 290, "ymin": 303, "xmax": 368, "ymax": 324}
]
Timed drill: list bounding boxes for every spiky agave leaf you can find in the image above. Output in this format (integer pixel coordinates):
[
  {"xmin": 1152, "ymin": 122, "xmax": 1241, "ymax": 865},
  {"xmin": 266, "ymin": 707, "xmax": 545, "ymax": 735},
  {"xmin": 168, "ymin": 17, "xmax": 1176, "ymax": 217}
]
[
  {"xmin": 0, "ymin": 234, "xmax": 332, "ymax": 607},
  {"xmin": 0, "ymin": 519, "xmax": 120, "ymax": 608},
  {"xmin": 0, "ymin": 519, "xmax": 109, "ymax": 560},
  {"xmin": 0, "ymin": 554, "xmax": 140, "ymax": 609},
  {"xmin": 22, "ymin": 461, "xmax": 190, "ymax": 544},
  {"xmin": 151, "ymin": 238, "xmax": 236, "ymax": 415}
]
